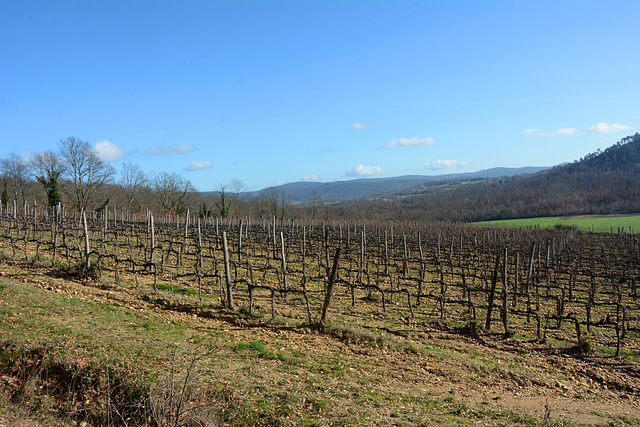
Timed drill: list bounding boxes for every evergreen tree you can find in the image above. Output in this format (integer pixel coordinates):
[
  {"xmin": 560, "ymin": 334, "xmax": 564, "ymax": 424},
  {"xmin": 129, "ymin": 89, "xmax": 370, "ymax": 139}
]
[{"xmin": 38, "ymin": 170, "xmax": 62, "ymax": 213}]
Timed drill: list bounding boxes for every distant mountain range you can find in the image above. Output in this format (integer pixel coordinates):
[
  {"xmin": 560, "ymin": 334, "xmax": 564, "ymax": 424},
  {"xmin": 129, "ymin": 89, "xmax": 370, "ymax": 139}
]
[
  {"xmin": 248, "ymin": 166, "xmax": 550, "ymax": 203},
  {"xmin": 325, "ymin": 133, "xmax": 640, "ymax": 222},
  {"xmin": 201, "ymin": 133, "xmax": 640, "ymax": 222}
]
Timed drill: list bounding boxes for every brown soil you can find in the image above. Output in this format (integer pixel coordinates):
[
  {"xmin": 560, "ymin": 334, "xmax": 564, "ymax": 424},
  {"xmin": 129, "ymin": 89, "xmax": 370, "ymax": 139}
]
[{"xmin": 1, "ymin": 258, "xmax": 639, "ymax": 426}]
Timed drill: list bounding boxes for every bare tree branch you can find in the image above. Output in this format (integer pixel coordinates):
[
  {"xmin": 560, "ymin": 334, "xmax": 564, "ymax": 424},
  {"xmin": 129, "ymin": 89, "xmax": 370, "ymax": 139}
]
[
  {"xmin": 58, "ymin": 137, "xmax": 115, "ymax": 211},
  {"xmin": 119, "ymin": 161, "xmax": 148, "ymax": 213},
  {"xmin": 153, "ymin": 172, "xmax": 195, "ymax": 215},
  {"xmin": 0, "ymin": 152, "xmax": 30, "ymax": 204}
]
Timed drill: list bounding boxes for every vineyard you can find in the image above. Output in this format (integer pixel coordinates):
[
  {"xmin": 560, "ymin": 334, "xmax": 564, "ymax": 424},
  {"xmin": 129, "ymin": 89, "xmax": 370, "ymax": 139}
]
[
  {"xmin": 1, "ymin": 204, "xmax": 640, "ymax": 425},
  {"xmin": 2, "ymin": 204, "xmax": 639, "ymax": 357}
]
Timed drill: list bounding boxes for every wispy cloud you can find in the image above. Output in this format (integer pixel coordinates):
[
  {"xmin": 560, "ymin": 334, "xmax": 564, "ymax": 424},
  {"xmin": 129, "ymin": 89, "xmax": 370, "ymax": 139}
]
[
  {"xmin": 424, "ymin": 159, "xmax": 470, "ymax": 170},
  {"xmin": 352, "ymin": 122, "xmax": 379, "ymax": 130},
  {"xmin": 345, "ymin": 164, "xmax": 384, "ymax": 177},
  {"xmin": 147, "ymin": 144, "xmax": 197, "ymax": 155},
  {"xmin": 549, "ymin": 128, "xmax": 577, "ymax": 137},
  {"xmin": 523, "ymin": 127, "xmax": 577, "ymax": 137},
  {"xmin": 302, "ymin": 174, "xmax": 320, "ymax": 182},
  {"xmin": 186, "ymin": 160, "xmax": 213, "ymax": 171},
  {"xmin": 382, "ymin": 137, "xmax": 435, "ymax": 149},
  {"xmin": 94, "ymin": 140, "xmax": 126, "ymax": 162},
  {"xmin": 542, "ymin": 128, "xmax": 578, "ymax": 136},
  {"xmin": 586, "ymin": 122, "xmax": 633, "ymax": 135},
  {"xmin": 20, "ymin": 151, "xmax": 32, "ymax": 163}
]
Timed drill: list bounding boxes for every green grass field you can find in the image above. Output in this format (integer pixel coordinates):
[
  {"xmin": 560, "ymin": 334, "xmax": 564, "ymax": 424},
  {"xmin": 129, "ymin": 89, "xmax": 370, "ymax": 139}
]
[{"xmin": 473, "ymin": 214, "xmax": 640, "ymax": 233}]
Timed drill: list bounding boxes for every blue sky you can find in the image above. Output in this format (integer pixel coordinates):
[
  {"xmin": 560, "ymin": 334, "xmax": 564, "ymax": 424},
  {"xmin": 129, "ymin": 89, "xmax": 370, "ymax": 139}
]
[{"xmin": 2, "ymin": 1, "xmax": 638, "ymax": 192}]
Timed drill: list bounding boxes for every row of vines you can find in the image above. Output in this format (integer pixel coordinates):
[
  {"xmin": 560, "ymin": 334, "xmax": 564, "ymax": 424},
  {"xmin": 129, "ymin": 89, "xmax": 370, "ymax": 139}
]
[{"xmin": 1, "ymin": 204, "xmax": 639, "ymax": 356}]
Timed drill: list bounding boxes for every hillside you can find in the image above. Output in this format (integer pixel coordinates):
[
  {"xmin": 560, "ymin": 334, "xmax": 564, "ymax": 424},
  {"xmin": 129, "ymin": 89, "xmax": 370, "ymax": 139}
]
[
  {"xmin": 248, "ymin": 166, "xmax": 549, "ymax": 203},
  {"xmin": 328, "ymin": 133, "xmax": 640, "ymax": 222}
]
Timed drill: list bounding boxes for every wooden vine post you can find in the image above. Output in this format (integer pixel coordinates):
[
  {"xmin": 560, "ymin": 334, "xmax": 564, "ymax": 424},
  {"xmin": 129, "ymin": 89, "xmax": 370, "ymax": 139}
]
[
  {"xmin": 526, "ymin": 243, "xmax": 536, "ymax": 322},
  {"xmin": 320, "ymin": 248, "xmax": 341, "ymax": 326},
  {"xmin": 197, "ymin": 218, "xmax": 203, "ymax": 302},
  {"xmin": 302, "ymin": 226, "xmax": 307, "ymax": 290},
  {"xmin": 485, "ymin": 252, "xmax": 501, "ymax": 330},
  {"xmin": 238, "ymin": 219, "xmax": 243, "ymax": 263},
  {"xmin": 280, "ymin": 231, "xmax": 288, "ymax": 291},
  {"xmin": 222, "ymin": 231, "xmax": 234, "ymax": 310},
  {"xmin": 150, "ymin": 215, "xmax": 155, "ymax": 265},
  {"xmin": 502, "ymin": 247, "xmax": 509, "ymax": 337},
  {"xmin": 52, "ymin": 208, "xmax": 58, "ymax": 265},
  {"xmin": 83, "ymin": 210, "xmax": 90, "ymax": 269}
]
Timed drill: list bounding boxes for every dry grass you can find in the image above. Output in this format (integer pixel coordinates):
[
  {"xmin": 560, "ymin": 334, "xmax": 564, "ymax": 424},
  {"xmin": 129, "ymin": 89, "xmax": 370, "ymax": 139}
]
[{"xmin": 0, "ymin": 256, "xmax": 639, "ymax": 426}]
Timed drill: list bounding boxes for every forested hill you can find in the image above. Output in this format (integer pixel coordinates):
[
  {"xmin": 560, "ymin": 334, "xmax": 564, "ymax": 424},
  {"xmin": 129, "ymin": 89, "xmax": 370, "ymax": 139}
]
[
  {"xmin": 565, "ymin": 133, "xmax": 640, "ymax": 171},
  {"xmin": 331, "ymin": 133, "xmax": 640, "ymax": 222},
  {"xmin": 249, "ymin": 166, "xmax": 548, "ymax": 203}
]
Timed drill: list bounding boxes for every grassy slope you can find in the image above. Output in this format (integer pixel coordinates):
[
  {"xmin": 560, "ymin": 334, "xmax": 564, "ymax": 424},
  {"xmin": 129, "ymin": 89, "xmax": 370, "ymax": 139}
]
[
  {"xmin": 473, "ymin": 214, "xmax": 640, "ymax": 233},
  {"xmin": 0, "ymin": 276, "xmax": 529, "ymax": 426},
  {"xmin": 1, "ymin": 261, "xmax": 639, "ymax": 426}
]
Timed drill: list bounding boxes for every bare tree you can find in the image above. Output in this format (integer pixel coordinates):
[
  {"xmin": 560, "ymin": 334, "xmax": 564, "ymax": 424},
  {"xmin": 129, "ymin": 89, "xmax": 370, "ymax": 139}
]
[
  {"xmin": 119, "ymin": 161, "xmax": 148, "ymax": 213},
  {"xmin": 279, "ymin": 189, "xmax": 290, "ymax": 220},
  {"xmin": 309, "ymin": 189, "xmax": 323, "ymax": 220},
  {"xmin": 229, "ymin": 178, "xmax": 247, "ymax": 217},
  {"xmin": 263, "ymin": 187, "xmax": 279, "ymax": 219},
  {"xmin": 260, "ymin": 187, "xmax": 290, "ymax": 220},
  {"xmin": 58, "ymin": 137, "xmax": 115, "ymax": 211},
  {"xmin": 153, "ymin": 172, "xmax": 195, "ymax": 215},
  {"xmin": 31, "ymin": 151, "xmax": 65, "ymax": 212},
  {"xmin": 0, "ymin": 153, "xmax": 30, "ymax": 204},
  {"xmin": 250, "ymin": 192, "xmax": 269, "ymax": 218}
]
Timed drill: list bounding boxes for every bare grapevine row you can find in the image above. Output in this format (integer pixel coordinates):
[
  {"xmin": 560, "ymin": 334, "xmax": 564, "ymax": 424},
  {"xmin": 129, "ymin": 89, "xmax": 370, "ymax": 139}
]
[{"xmin": 1, "ymin": 204, "xmax": 639, "ymax": 356}]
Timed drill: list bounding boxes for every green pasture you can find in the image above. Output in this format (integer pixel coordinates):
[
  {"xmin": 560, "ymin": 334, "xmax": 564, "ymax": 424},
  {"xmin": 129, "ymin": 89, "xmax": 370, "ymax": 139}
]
[{"xmin": 473, "ymin": 214, "xmax": 640, "ymax": 233}]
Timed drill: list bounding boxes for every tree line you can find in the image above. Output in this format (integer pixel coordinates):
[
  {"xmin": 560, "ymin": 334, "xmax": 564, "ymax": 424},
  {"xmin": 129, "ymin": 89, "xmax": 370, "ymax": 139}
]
[
  {"xmin": 0, "ymin": 136, "xmax": 304, "ymax": 221},
  {"xmin": 4, "ymin": 133, "xmax": 639, "ymax": 224}
]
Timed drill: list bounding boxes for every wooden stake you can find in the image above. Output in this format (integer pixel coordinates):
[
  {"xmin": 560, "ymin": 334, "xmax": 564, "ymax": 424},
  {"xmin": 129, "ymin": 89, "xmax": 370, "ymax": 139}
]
[
  {"xmin": 83, "ymin": 211, "xmax": 90, "ymax": 269},
  {"xmin": 320, "ymin": 248, "xmax": 341, "ymax": 326},
  {"xmin": 485, "ymin": 252, "xmax": 501, "ymax": 330},
  {"xmin": 222, "ymin": 231, "xmax": 234, "ymax": 310}
]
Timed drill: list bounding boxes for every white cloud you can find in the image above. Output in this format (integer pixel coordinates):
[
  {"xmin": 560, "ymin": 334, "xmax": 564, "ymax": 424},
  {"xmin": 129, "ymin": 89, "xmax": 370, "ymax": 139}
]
[
  {"xmin": 147, "ymin": 144, "xmax": 197, "ymax": 155},
  {"xmin": 541, "ymin": 128, "xmax": 577, "ymax": 137},
  {"xmin": 352, "ymin": 123, "xmax": 379, "ymax": 130},
  {"xmin": 424, "ymin": 159, "xmax": 470, "ymax": 170},
  {"xmin": 303, "ymin": 174, "xmax": 320, "ymax": 182},
  {"xmin": 186, "ymin": 160, "xmax": 213, "ymax": 171},
  {"xmin": 554, "ymin": 128, "xmax": 577, "ymax": 136},
  {"xmin": 20, "ymin": 151, "xmax": 32, "ymax": 163},
  {"xmin": 276, "ymin": 180, "xmax": 287, "ymax": 186},
  {"xmin": 94, "ymin": 140, "xmax": 125, "ymax": 162},
  {"xmin": 383, "ymin": 137, "xmax": 436, "ymax": 149},
  {"xmin": 525, "ymin": 127, "xmax": 579, "ymax": 137},
  {"xmin": 345, "ymin": 164, "xmax": 384, "ymax": 177},
  {"xmin": 586, "ymin": 122, "xmax": 633, "ymax": 135}
]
